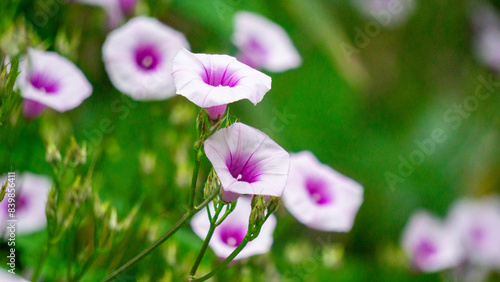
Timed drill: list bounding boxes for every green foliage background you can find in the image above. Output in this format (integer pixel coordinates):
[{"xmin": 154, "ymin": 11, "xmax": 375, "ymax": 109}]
[{"xmin": 1, "ymin": 0, "xmax": 500, "ymax": 281}]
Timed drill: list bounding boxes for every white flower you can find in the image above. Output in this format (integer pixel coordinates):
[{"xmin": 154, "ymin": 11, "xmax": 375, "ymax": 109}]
[{"xmin": 102, "ymin": 16, "xmax": 190, "ymax": 100}]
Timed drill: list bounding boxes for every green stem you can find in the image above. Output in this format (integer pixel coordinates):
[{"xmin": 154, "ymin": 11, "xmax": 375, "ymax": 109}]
[
  {"xmin": 216, "ymin": 203, "xmax": 236, "ymax": 226},
  {"xmin": 102, "ymin": 192, "xmax": 218, "ymax": 282},
  {"xmin": 102, "ymin": 213, "xmax": 189, "ymax": 282},
  {"xmin": 188, "ymin": 149, "xmax": 202, "ymax": 211},
  {"xmin": 190, "ymin": 236, "xmax": 250, "ymax": 282},
  {"xmin": 31, "ymin": 244, "xmax": 51, "ymax": 282},
  {"xmin": 189, "ymin": 206, "xmax": 223, "ymax": 277}
]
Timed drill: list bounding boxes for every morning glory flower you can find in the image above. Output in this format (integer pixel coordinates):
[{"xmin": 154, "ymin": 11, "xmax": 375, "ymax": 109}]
[
  {"xmin": 401, "ymin": 210, "xmax": 464, "ymax": 272},
  {"xmin": 354, "ymin": 0, "xmax": 416, "ymax": 28},
  {"xmin": 282, "ymin": 151, "xmax": 363, "ymax": 232},
  {"xmin": 232, "ymin": 11, "xmax": 301, "ymax": 72},
  {"xmin": 102, "ymin": 16, "xmax": 190, "ymax": 100},
  {"xmin": 190, "ymin": 197, "xmax": 277, "ymax": 260},
  {"xmin": 203, "ymin": 122, "xmax": 289, "ymax": 200},
  {"xmin": 15, "ymin": 48, "xmax": 92, "ymax": 119},
  {"xmin": 172, "ymin": 49, "xmax": 271, "ymax": 120},
  {"xmin": 0, "ymin": 173, "xmax": 52, "ymax": 235},
  {"xmin": 447, "ymin": 196, "xmax": 500, "ymax": 268}
]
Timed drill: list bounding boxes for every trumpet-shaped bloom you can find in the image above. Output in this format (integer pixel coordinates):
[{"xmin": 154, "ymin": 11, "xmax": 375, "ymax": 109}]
[
  {"xmin": 102, "ymin": 17, "xmax": 190, "ymax": 100},
  {"xmin": 172, "ymin": 49, "xmax": 271, "ymax": 119},
  {"xmin": 0, "ymin": 173, "xmax": 52, "ymax": 235},
  {"xmin": 447, "ymin": 197, "xmax": 500, "ymax": 268},
  {"xmin": 15, "ymin": 49, "xmax": 92, "ymax": 119},
  {"xmin": 282, "ymin": 151, "xmax": 363, "ymax": 232},
  {"xmin": 190, "ymin": 197, "xmax": 277, "ymax": 260},
  {"xmin": 354, "ymin": 0, "xmax": 416, "ymax": 28},
  {"xmin": 204, "ymin": 123, "xmax": 289, "ymax": 198},
  {"xmin": 232, "ymin": 11, "xmax": 301, "ymax": 72},
  {"xmin": 401, "ymin": 211, "xmax": 464, "ymax": 272}
]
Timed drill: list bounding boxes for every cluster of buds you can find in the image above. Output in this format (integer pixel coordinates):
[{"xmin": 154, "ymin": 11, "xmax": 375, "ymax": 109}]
[
  {"xmin": 248, "ymin": 195, "xmax": 281, "ymax": 240},
  {"xmin": 94, "ymin": 196, "xmax": 139, "ymax": 251},
  {"xmin": 64, "ymin": 137, "xmax": 87, "ymax": 167}
]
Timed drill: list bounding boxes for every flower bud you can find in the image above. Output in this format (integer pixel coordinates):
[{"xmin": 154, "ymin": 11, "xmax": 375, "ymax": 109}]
[
  {"xmin": 249, "ymin": 200, "xmax": 266, "ymax": 227},
  {"xmin": 267, "ymin": 196, "xmax": 281, "ymax": 215},
  {"xmin": 65, "ymin": 137, "xmax": 87, "ymax": 167},
  {"xmin": 45, "ymin": 141, "xmax": 62, "ymax": 165}
]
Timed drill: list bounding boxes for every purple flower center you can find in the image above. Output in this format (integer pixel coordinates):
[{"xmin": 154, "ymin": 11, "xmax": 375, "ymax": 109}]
[
  {"xmin": 16, "ymin": 194, "xmax": 29, "ymax": 211},
  {"xmin": 470, "ymin": 225, "xmax": 485, "ymax": 246},
  {"xmin": 134, "ymin": 45, "xmax": 161, "ymax": 71},
  {"xmin": 414, "ymin": 238, "xmax": 437, "ymax": 266},
  {"xmin": 1, "ymin": 194, "xmax": 29, "ymax": 216},
  {"xmin": 202, "ymin": 60, "xmax": 242, "ymax": 88},
  {"xmin": 219, "ymin": 225, "xmax": 246, "ymax": 247},
  {"xmin": 305, "ymin": 178, "xmax": 333, "ymax": 205},
  {"xmin": 240, "ymin": 37, "xmax": 268, "ymax": 69},
  {"xmin": 226, "ymin": 153, "xmax": 261, "ymax": 183},
  {"xmin": 30, "ymin": 72, "xmax": 59, "ymax": 94}
]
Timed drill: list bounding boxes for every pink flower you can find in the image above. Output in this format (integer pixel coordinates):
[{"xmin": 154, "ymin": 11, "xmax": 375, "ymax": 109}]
[
  {"xmin": 75, "ymin": 0, "xmax": 138, "ymax": 28},
  {"xmin": 282, "ymin": 151, "xmax": 363, "ymax": 232},
  {"xmin": 0, "ymin": 173, "xmax": 52, "ymax": 235},
  {"xmin": 354, "ymin": 0, "xmax": 416, "ymax": 28},
  {"xmin": 15, "ymin": 49, "xmax": 92, "ymax": 119},
  {"xmin": 447, "ymin": 196, "xmax": 500, "ymax": 268},
  {"xmin": 190, "ymin": 197, "xmax": 276, "ymax": 260},
  {"xmin": 401, "ymin": 210, "xmax": 463, "ymax": 272},
  {"xmin": 172, "ymin": 49, "xmax": 271, "ymax": 120},
  {"xmin": 232, "ymin": 11, "xmax": 301, "ymax": 72},
  {"xmin": 203, "ymin": 123, "xmax": 289, "ymax": 200},
  {"xmin": 102, "ymin": 16, "xmax": 190, "ymax": 100}
]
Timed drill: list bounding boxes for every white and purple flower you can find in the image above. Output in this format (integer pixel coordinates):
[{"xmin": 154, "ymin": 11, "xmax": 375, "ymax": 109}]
[
  {"xmin": 102, "ymin": 16, "xmax": 190, "ymax": 100},
  {"xmin": 204, "ymin": 122, "xmax": 289, "ymax": 201},
  {"xmin": 447, "ymin": 196, "xmax": 500, "ymax": 269},
  {"xmin": 0, "ymin": 173, "xmax": 52, "ymax": 235},
  {"xmin": 354, "ymin": 0, "xmax": 416, "ymax": 29},
  {"xmin": 232, "ymin": 11, "xmax": 301, "ymax": 72},
  {"xmin": 282, "ymin": 151, "xmax": 363, "ymax": 232},
  {"xmin": 190, "ymin": 197, "xmax": 276, "ymax": 260},
  {"xmin": 172, "ymin": 49, "xmax": 271, "ymax": 120},
  {"xmin": 401, "ymin": 210, "xmax": 464, "ymax": 272},
  {"xmin": 15, "ymin": 48, "xmax": 93, "ymax": 119}
]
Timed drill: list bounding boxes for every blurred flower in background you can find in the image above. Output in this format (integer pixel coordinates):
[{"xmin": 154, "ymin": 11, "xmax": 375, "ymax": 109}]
[
  {"xmin": 191, "ymin": 197, "xmax": 277, "ymax": 260},
  {"xmin": 204, "ymin": 122, "xmax": 289, "ymax": 201},
  {"xmin": 401, "ymin": 210, "xmax": 463, "ymax": 272},
  {"xmin": 282, "ymin": 151, "xmax": 363, "ymax": 232},
  {"xmin": 0, "ymin": 172, "xmax": 52, "ymax": 235},
  {"xmin": 102, "ymin": 16, "xmax": 190, "ymax": 100},
  {"xmin": 472, "ymin": 2, "xmax": 500, "ymax": 72},
  {"xmin": 232, "ymin": 11, "xmax": 302, "ymax": 72},
  {"xmin": 172, "ymin": 49, "xmax": 271, "ymax": 120},
  {"xmin": 0, "ymin": 267, "xmax": 28, "ymax": 281},
  {"xmin": 354, "ymin": 0, "xmax": 417, "ymax": 28},
  {"xmin": 15, "ymin": 48, "xmax": 93, "ymax": 119},
  {"xmin": 448, "ymin": 196, "xmax": 500, "ymax": 269},
  {"xmin": 75, "ymin": 0, "xmax": 139, "ymax": 28}
]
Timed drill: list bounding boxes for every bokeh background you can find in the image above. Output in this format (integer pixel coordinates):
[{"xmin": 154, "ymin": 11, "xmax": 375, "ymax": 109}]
[{"xmin": 1, "ymin": 0, "xmax": 500, "ymax": 281}]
